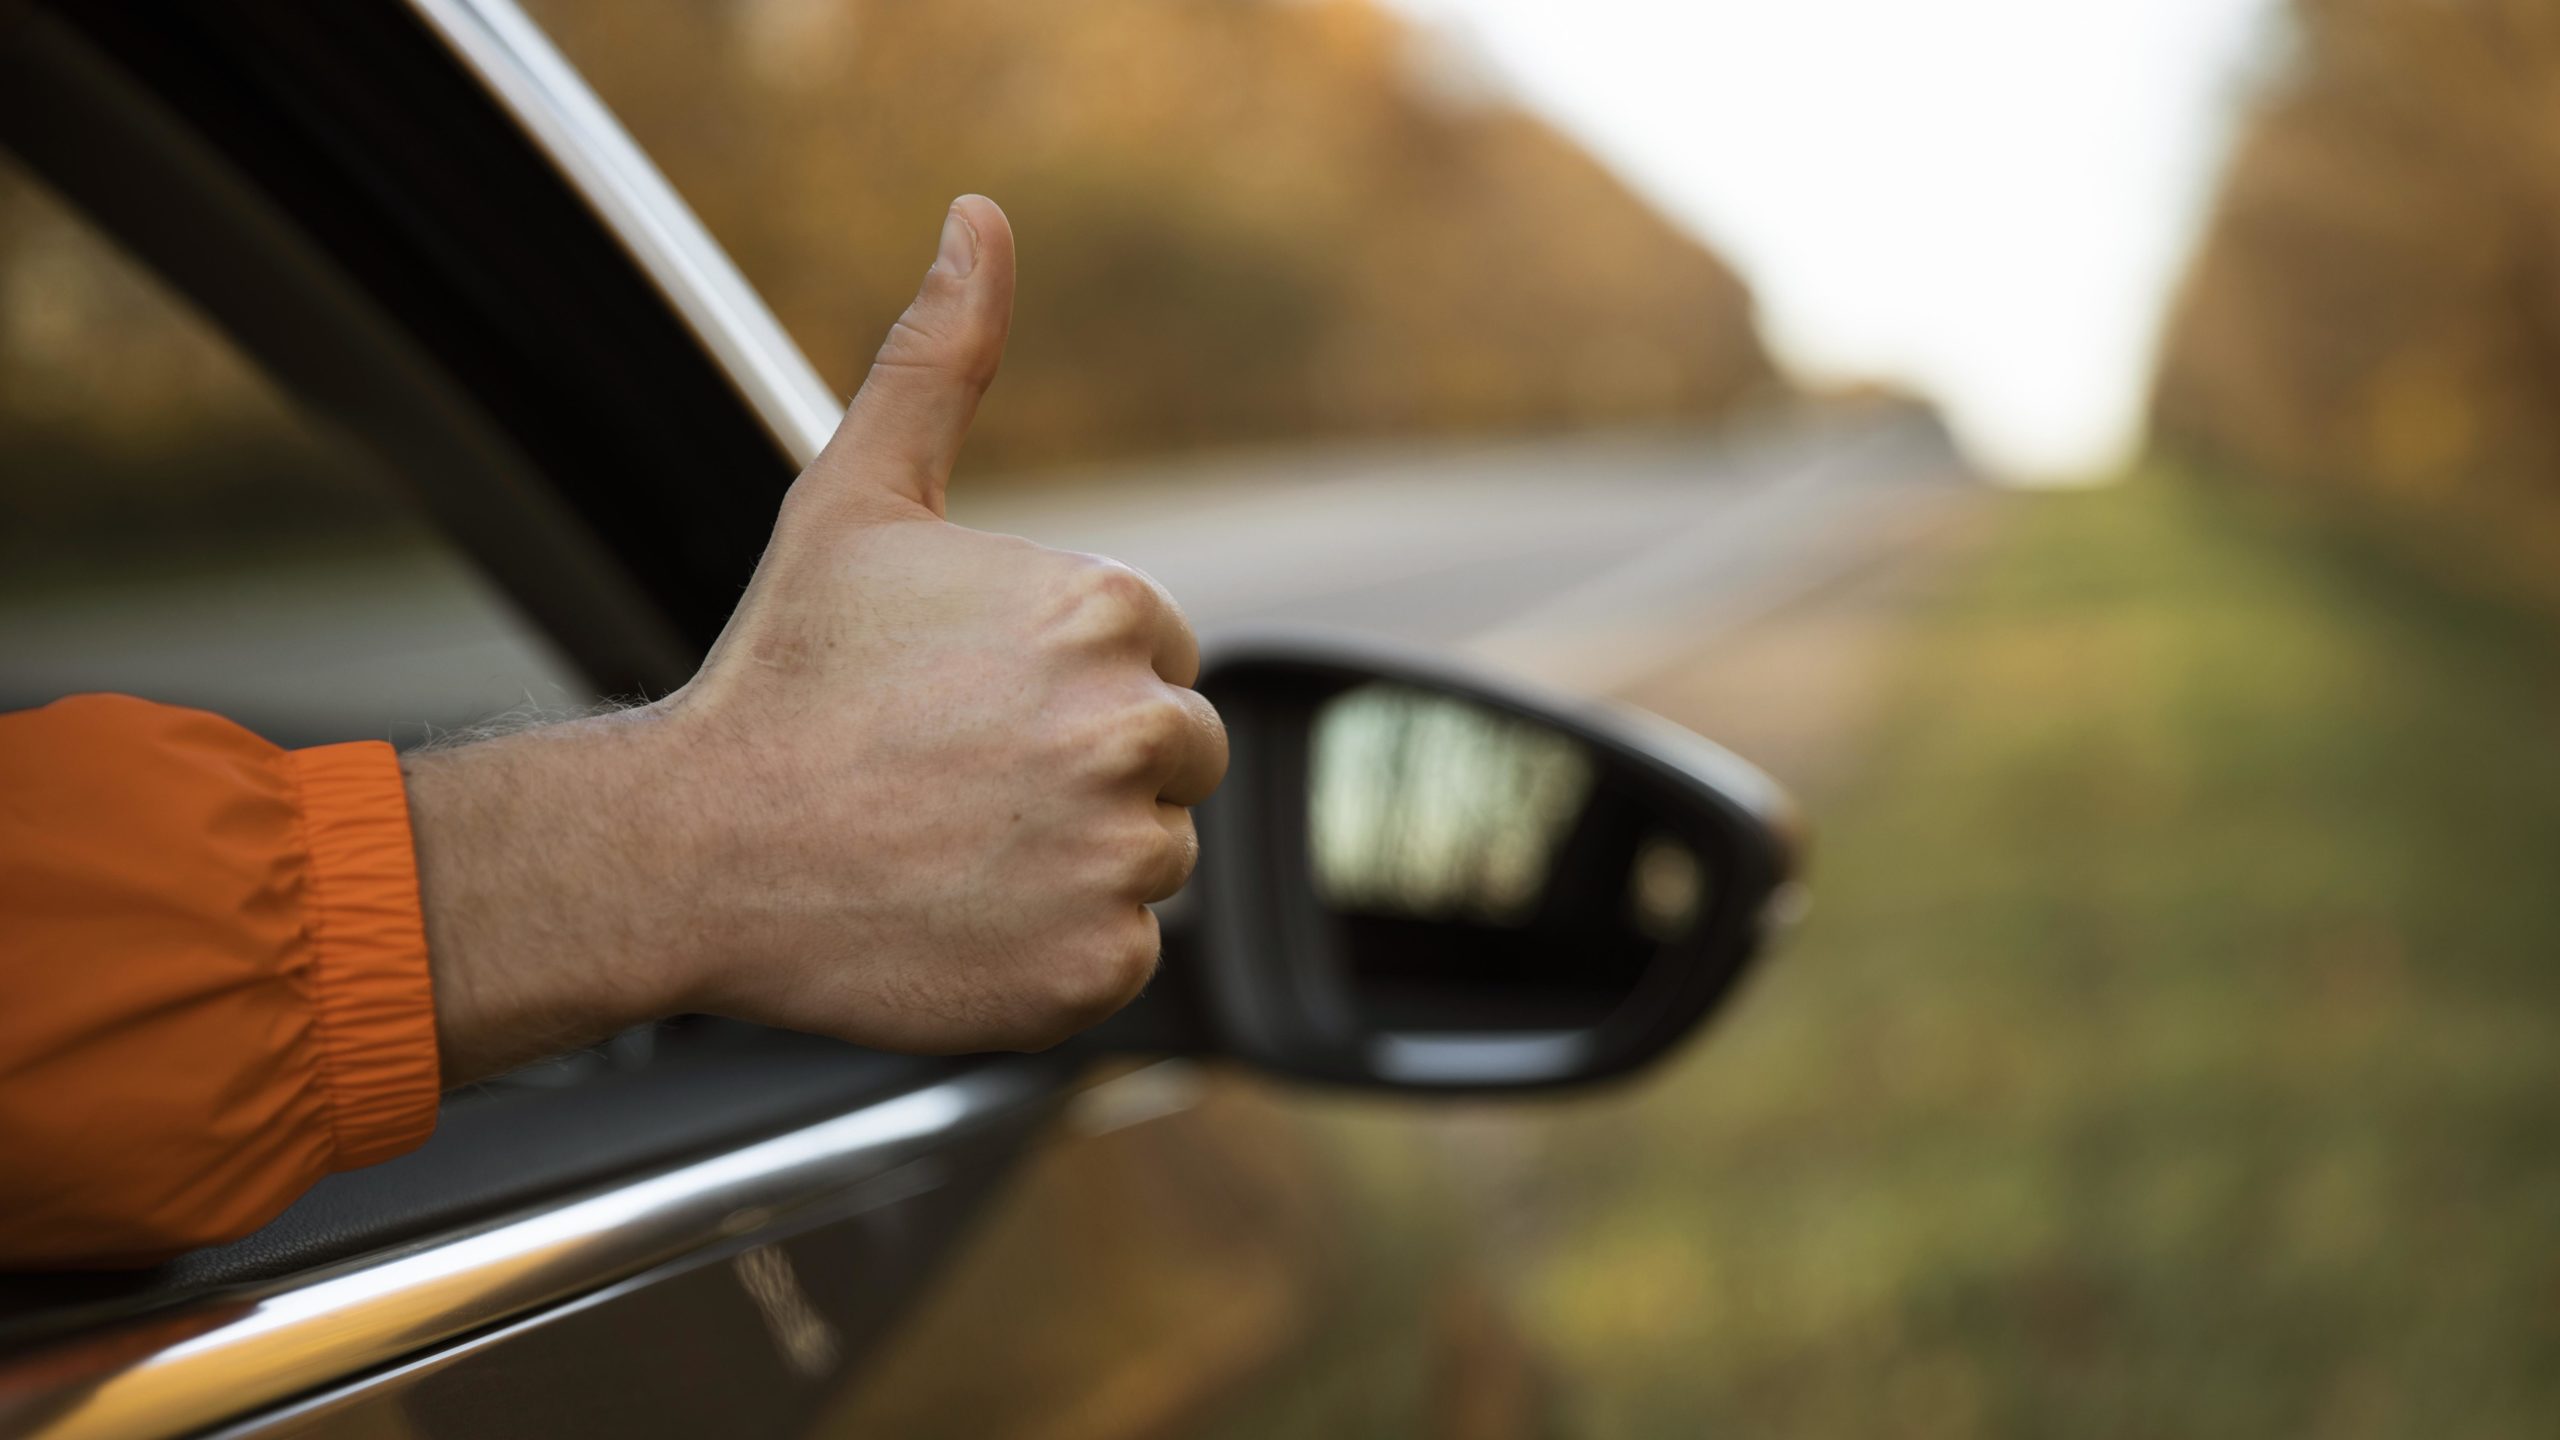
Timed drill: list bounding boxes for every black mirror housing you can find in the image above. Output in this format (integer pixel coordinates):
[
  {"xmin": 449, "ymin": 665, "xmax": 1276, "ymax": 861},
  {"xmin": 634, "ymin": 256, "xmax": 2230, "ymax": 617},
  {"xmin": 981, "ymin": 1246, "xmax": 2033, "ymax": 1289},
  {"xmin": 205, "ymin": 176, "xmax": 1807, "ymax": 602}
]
[{"xmin": 1097, "ymin": 632, "xmax": 1806, "ymax": 1093}]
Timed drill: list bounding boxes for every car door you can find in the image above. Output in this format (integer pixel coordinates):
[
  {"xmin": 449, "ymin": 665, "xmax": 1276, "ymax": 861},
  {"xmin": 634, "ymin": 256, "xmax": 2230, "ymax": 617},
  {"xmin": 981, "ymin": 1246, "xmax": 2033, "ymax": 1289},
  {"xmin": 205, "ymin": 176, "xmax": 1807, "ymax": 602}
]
[{"xmin": 0, "ymin": 3, "xmax": 1461, "ymax": 1436}]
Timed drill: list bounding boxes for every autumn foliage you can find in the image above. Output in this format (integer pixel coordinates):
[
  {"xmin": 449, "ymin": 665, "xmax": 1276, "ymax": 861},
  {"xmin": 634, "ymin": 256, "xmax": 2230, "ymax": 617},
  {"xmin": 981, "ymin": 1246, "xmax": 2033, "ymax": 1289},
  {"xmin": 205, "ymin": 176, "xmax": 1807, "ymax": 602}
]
[
  {"xmin": 2152, "ymin": 0, "xmax": 2560, "ymax": 566},
  {"xmin": 523, "ymin": 0, "xmax": 1779, "ymax": 474}
]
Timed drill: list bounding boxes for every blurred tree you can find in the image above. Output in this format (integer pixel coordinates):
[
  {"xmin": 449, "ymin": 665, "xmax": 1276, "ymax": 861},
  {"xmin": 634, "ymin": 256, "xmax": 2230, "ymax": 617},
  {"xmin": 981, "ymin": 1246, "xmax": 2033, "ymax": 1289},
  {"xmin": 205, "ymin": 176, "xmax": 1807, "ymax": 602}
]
[
  {"xmin": 521, "ymin": 0, "xmax": 1780, "ymax": 474},
  {"xmin": 2152, "ymin": 0, "xmax": 2560, "ymax": 572}
]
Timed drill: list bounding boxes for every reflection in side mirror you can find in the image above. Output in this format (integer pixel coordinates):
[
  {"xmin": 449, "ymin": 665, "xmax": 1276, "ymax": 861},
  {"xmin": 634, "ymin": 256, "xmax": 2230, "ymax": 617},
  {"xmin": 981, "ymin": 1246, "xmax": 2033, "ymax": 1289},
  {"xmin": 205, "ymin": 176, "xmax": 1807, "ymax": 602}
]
[
  {"xmin": 1103, "ymin": 634, "xmax": 1803, "ymax": 1093},
  {"xmin": 1309, "ymin": 682, "xmax": 1708, "ymax": 1034}
]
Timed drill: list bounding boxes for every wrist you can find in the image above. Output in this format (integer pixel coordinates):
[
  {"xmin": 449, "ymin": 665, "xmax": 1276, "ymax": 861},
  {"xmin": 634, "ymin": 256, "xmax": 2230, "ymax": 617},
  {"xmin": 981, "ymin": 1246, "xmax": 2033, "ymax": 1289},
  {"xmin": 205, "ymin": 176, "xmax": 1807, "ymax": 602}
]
[{"xmin": 403, "ymin": 704, "xmax": 706, "ymax": 1083}]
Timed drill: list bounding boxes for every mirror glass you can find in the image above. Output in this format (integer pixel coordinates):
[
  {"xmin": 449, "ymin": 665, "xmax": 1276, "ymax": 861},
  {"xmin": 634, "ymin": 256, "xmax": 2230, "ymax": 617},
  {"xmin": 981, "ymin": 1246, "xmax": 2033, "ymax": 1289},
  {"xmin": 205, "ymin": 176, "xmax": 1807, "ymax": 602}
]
[{"xmin": 1306, "ymin": 682, "xmax": 1717, "ymax": 1032}]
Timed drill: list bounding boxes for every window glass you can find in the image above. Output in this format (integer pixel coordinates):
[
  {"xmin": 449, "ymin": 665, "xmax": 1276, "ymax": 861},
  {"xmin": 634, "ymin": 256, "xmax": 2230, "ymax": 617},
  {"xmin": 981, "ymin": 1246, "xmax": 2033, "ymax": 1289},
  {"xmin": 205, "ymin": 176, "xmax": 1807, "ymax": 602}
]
[{"xmin": 0, "ymin": 155, "xmax": 584, "ymax": 748}]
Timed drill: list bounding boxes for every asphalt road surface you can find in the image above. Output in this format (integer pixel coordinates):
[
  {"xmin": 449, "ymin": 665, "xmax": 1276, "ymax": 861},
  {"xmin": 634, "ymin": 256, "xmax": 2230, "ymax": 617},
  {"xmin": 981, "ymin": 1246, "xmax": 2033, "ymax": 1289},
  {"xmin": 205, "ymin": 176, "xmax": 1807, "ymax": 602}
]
[
  {"xmin": 0, "ymin": 409, "xmax": 1972, "ymax": 745},
  {"xmin": 956, "ymin": 407, "xmax": 1972, "ymax": 696}
]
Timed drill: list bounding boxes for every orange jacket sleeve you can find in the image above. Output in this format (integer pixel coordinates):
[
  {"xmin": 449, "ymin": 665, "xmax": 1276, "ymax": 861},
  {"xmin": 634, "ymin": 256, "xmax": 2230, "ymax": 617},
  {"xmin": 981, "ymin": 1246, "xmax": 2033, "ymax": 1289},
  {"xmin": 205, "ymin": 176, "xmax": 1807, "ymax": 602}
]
[{"xmin": 0, "ymin": 694, "xmax": 441, "ymax": 1269}]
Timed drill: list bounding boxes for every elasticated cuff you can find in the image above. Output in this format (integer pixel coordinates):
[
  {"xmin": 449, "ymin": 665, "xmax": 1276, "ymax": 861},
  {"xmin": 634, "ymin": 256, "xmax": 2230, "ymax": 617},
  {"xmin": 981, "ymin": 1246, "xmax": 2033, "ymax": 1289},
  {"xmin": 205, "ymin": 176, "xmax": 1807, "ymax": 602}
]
[{"xmin": 286, "ymin": 739, "xmax": 442, "ymax": 1170}]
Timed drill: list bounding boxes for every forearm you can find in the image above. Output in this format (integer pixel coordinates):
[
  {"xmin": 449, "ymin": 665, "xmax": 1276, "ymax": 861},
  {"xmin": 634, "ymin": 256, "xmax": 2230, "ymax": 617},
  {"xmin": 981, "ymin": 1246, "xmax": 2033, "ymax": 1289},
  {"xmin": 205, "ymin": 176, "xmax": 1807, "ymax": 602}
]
[{"xmin": 401, "ymin": 709, "xmax": 701, "ymax": 1086}]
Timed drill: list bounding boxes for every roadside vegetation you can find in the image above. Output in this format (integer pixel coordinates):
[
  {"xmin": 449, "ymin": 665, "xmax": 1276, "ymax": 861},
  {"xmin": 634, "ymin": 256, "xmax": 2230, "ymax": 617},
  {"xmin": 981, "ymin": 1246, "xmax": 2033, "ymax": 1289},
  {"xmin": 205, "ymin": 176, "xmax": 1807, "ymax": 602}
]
[
  {"xmin": 2154, "ymin": 0, "xmax": 2560, "ymax": 593},
  {"xmin": 1258, "ymin": 473, "xmax": 2560, "ymax": 1438}
]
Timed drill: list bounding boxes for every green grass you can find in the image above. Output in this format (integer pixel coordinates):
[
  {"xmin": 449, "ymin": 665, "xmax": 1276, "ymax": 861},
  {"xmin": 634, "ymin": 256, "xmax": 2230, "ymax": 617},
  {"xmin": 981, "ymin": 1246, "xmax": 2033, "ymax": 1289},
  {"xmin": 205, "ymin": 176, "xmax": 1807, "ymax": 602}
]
[{"xmin": 1379, "ymin": 473, "xmax": 2560, "ymax": 1437}]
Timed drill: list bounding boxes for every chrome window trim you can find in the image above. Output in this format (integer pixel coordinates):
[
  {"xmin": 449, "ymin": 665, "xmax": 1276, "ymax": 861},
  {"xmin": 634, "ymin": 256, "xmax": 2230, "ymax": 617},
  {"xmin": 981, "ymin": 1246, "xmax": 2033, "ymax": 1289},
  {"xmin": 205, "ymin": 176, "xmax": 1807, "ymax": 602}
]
[
  {"xmin": 0, "ymin": 1062, "xmax": 1060, "ymax": 1440},
  {"xmin": 403, "ymin": 0, "xmax": 843, "ymax": 467}
]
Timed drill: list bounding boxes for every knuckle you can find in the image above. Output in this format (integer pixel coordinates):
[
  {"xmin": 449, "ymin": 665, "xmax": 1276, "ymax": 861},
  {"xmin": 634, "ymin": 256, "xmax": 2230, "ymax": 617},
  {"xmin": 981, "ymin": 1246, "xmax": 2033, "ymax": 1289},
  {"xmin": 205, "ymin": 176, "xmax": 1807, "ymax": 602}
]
[
  {"xmin": 1046, "ymin": 918, "xmax": 1159, "ymax": 1030},
  {"xmin": 1055, "ymin": 558, "xmax": 1159, "ymax": 643},
  {"xmin": 872, "ymin": 311, "xmax": 955, "ymax": 372},
  {"xmin": 878, "ymin": 308, "xmax": 943, "ymax": 357},
  {"xmin": 1161, "ymin": 816, "xmax": 1201, "ymax": 889},
  {"xmin": 1086, "ymin": 566, "xmax": 1155, "ymax": 623},
  {"xmin": 1103, "ymin": 915, "xmax": 1163, "ymax": 1004},
  {"xmin": 1194, "ymin": 698, "xmax": 1231, "ymax": 776},
  {"xmin": 1138, "ymin": 692, "xmax": 1191, "ymax": 758},
  {"xmin": 869, "ymin": 316, "xmax": 998, "ymax": 396},
  {"xmin": 1120, "ymin": 821, "xmax": 1179, "ymax": 893},
  {"xmin": 1092, "ymin": 695, "xmax": 1187, "ymax": 780}
]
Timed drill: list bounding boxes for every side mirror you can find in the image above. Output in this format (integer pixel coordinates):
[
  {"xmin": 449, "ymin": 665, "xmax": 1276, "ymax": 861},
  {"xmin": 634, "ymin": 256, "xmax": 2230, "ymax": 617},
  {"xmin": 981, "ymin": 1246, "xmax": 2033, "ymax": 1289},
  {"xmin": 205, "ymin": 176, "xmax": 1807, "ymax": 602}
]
[{"xmin": 1106, "ymin": 633, "xmax": 1806, "ymax": 1092}]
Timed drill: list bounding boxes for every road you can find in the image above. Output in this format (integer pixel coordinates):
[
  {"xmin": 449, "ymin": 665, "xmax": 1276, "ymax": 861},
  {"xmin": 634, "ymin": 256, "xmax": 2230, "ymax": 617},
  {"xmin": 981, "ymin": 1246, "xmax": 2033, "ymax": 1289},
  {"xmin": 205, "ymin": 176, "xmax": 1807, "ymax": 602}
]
[
  {"xmin": 0, "ymin": 409, "xmax": 1973, "ymax": 744},
  {"xmin": 964, "ymin": 407, "xmax": 1971, "ymax": 694}
]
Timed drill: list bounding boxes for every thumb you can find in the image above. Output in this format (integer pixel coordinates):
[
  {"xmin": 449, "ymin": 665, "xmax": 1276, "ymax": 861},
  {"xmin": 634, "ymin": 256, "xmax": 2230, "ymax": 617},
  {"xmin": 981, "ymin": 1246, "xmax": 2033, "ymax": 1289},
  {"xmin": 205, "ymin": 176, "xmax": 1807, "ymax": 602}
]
[{"xmin": 811, "ymin": 195, "xmax": 1015, "ymax": 519}]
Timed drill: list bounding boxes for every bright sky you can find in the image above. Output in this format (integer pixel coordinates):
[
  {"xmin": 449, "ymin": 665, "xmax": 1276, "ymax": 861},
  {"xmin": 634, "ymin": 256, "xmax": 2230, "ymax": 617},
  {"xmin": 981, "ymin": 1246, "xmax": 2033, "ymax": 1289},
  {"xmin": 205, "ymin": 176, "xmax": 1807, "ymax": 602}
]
[{"xmin": 1378, "ymin": 0, "xmax": 2283, "ymax": 481}]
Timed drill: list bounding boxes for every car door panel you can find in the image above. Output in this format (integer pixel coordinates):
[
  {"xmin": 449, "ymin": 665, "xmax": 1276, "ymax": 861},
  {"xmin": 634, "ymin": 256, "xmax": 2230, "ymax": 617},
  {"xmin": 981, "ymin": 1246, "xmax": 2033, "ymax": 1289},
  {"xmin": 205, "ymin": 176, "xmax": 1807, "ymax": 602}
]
[{"xmin": 208, "ymin": 1111, "xmax": 1044, "ymax": 1440}]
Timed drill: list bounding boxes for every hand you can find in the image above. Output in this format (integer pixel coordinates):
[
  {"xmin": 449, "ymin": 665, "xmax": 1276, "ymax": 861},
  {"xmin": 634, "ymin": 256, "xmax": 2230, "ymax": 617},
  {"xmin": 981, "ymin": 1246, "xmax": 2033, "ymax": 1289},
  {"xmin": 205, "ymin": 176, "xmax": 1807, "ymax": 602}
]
[{"xmin": 405, "ymin": 196, "xmax": 1228, "ymax": 1083}]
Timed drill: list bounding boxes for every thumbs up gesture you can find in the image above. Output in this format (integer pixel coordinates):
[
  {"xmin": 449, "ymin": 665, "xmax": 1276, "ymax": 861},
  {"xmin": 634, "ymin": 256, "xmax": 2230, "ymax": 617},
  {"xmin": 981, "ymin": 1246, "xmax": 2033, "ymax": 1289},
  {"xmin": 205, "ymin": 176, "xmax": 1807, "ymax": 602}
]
[{"xmin": 407, "ymin": 198, "xmax": 1228, "ymax": 1078}]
